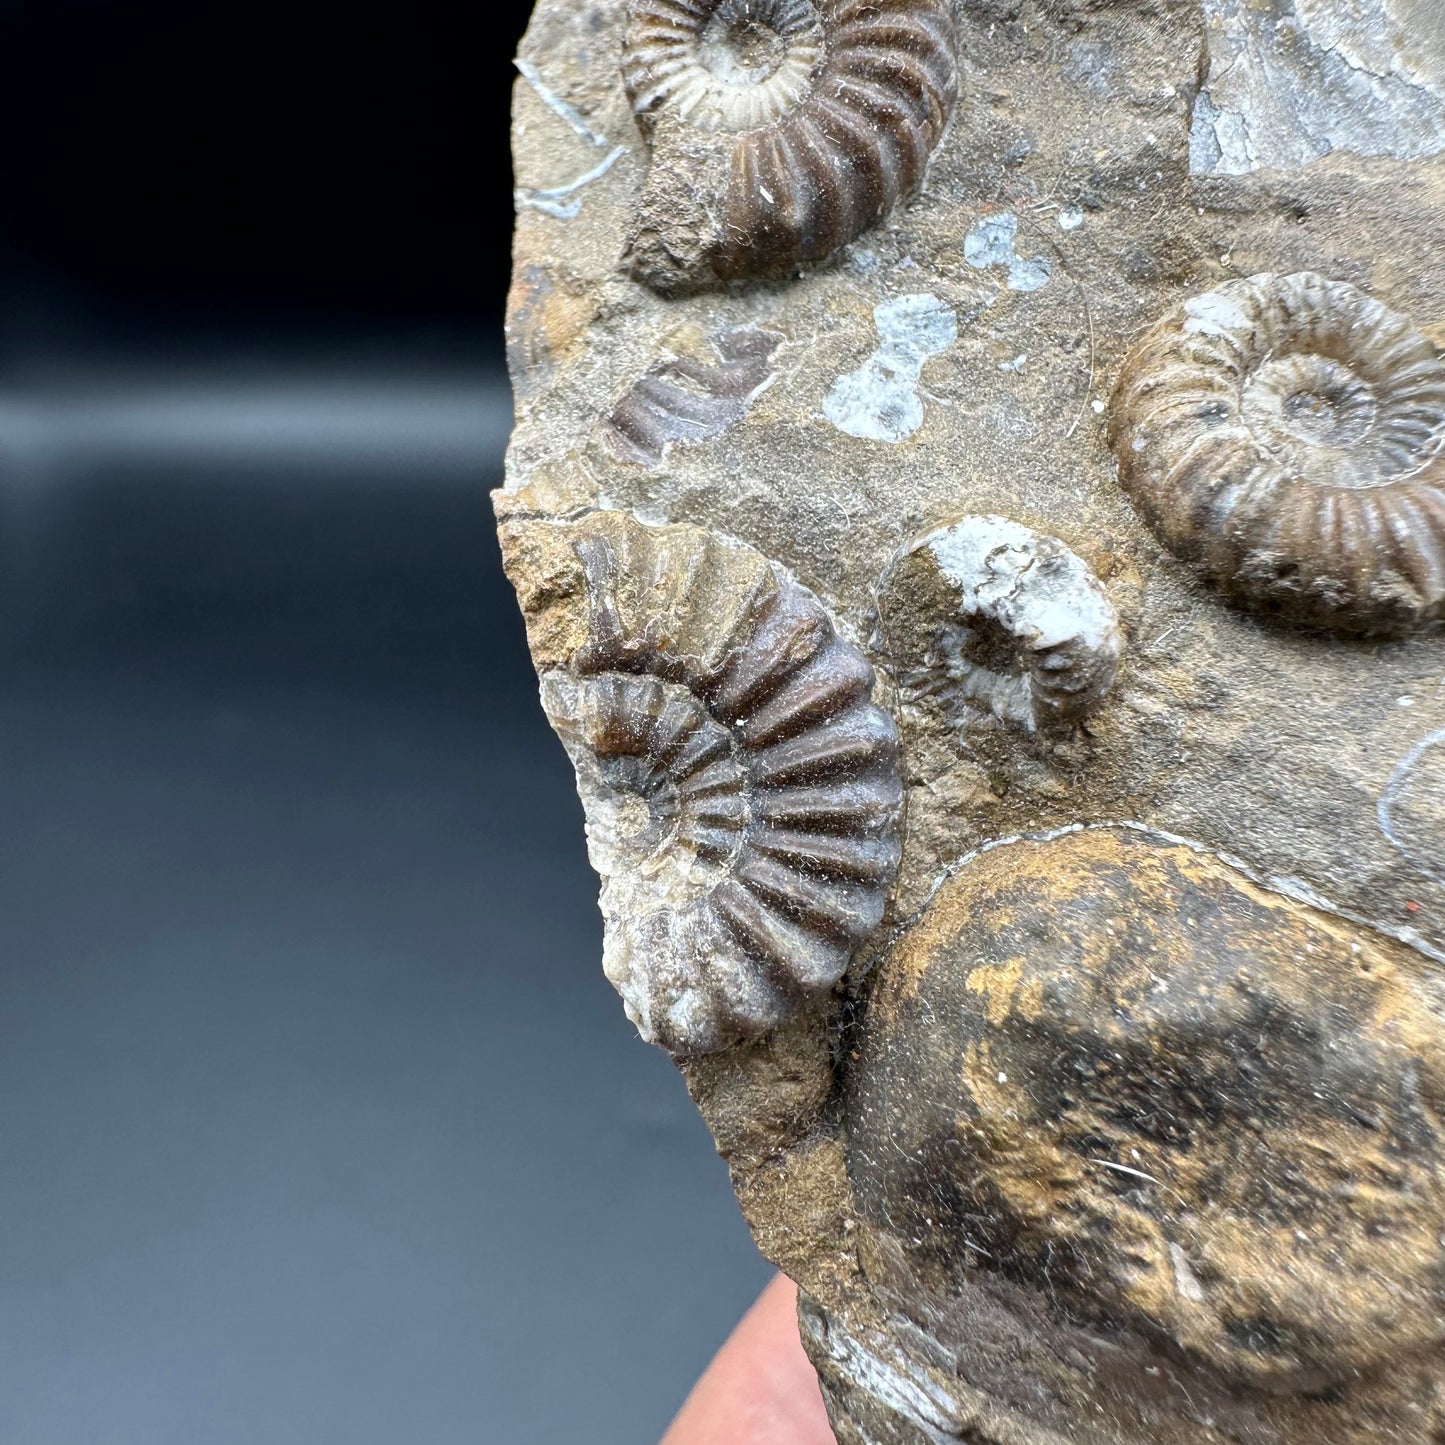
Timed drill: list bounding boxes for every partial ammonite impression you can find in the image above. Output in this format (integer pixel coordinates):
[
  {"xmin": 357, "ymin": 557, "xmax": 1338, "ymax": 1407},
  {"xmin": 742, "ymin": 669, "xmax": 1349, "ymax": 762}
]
[
  {"xmin": 1111, "ymin": 272, "xmax": 1445, "ymax": 633},
  {"xmin": 876, "ymin": 515, "xmax": 1124, "ymax": 733},
  {"xmin": 621, "ymin": 0, "xmax": 958, "ymax": 294},
  {"xmin": 606, "ymin": 327, "xmax": 782, "ymax": 467},
  {"xmin": 500, "ymin": 511, "xmax": 903, "ymax": 1056}
]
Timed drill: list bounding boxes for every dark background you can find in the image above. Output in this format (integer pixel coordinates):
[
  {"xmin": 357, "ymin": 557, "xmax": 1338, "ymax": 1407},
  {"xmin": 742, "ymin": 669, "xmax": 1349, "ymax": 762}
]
[{"xmin": 0, "ymin": 4, "xmax": 769, "ymax": 1441}]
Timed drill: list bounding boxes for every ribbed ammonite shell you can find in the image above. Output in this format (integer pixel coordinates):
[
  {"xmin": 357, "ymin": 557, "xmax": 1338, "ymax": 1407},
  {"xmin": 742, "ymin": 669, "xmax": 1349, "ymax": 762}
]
[
  {"xmin": 507, "ymin": 511, "xmax": 903, "ymax": 1056},
  {"xmin": 1110, "ymin": 272, "xmax": 1445, "ymax": 633},
  {"xmin": 621, "ymin": 0, "xmax": 958, "ymax": 294},
  {"xmin": 876, "ymin": 515, "xmax": 1125, "ymax": 734}
]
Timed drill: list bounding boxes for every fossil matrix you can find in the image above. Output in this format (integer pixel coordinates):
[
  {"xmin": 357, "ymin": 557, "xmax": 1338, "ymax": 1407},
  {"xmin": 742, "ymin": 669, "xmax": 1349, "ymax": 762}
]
[{"xmin": 499, "ymin": 0, "xmax": 1445, "ymax": 1441}]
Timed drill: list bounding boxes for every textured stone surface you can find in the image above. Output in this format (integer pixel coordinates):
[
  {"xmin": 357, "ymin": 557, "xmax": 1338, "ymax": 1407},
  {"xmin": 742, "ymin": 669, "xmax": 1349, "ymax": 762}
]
[
  {"xmin": 499, "ymin": 1, "xmax": 1445, "ymax": 1438},
  {"xmin": 1191, "ymin": 0, "xmax": 1445, "ymax": 176},
  {"xmin": 848, "ymin": 829, "xmax": 1445, "ymax": 1436}
]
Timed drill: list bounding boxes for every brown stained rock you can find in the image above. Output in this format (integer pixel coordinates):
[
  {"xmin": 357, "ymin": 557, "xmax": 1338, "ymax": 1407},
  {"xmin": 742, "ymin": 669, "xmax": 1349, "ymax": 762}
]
[
  {"xmin": 605, "ymin": 326, "xmax": 783, "ymax": 467},
  {"xmin": 619, "ymin": 0, "xmax": 958, "ymax": 294},
  {"xmin": 498, "ymin": 1, "xmax": 1445, "ymax": 1438},
  {"xmin": 846, "ymin": 829, "xmax": 1445, "ymax": 1437},
  {"xmin": 1109, "ymin": 272, "xmax": 1445, "ymax": 634},
  {"xmin": 505, "ymin": 262, "xmax": 600, "ymax": 403}
]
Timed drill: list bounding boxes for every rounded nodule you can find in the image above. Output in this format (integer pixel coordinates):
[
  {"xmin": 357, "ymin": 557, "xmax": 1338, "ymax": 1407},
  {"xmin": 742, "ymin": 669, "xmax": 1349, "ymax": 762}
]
[{"xmin": 847, "ymin": 829, "xmax": 1445, "ymax": 1395}]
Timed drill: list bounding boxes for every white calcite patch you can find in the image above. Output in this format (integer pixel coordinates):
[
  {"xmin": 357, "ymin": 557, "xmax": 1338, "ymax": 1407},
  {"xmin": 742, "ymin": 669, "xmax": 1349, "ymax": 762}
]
[
  {"xmin": 1379, "ymin": 727, "xmax": 1445, "ymax": 885},
  {"xmin": 1191, "ymin": 0, "xmax": 1445, "ymax": 175},
  {"xmin": 963, "ymin": 212, "xmax": 1051, "ymax": 292},
  {"xmin": 1182, "ymin": 288, "xmax": 1254, "ymax": 338},
  {"xmin": 823, "ymin": 293, "xmax": 957, "ymax": 442}
]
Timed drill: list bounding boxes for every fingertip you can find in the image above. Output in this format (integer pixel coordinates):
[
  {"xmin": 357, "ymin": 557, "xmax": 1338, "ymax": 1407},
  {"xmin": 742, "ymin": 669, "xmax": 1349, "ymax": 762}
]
[{"xmin": 660, "ymin": 1274, "xmax": 835, "ymax": 1445}]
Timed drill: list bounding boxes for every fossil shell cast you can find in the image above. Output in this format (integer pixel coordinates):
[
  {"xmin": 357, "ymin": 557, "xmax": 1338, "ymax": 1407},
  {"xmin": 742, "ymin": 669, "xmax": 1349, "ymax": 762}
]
[
  {"xmin": 1110, "ymin": 272, "xmax": 1445, "ymax": 633},
  {"xmin": 606, "ymin": 327, "xmax": 782, "ymax": 467},
  {"xmin": 621, "ymin": 0, "xmax": 959, "ymax": 294},
  {"xmin": 876, "ymin": 515, "xmax": 1124, "ymax": 733},
  {"xmin": 847, "ymin": 828, "xmax": 1445, "ymax": 1397},
  {"xmin": 506, "ymin": 510, "xmax": 903, "ymax": 1055}
]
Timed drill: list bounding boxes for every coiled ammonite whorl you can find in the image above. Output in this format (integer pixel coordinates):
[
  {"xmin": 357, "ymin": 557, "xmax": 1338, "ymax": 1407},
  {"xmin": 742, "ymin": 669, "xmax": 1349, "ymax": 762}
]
[
  {"xmin": 621, "ymin": 0, "xmax": 959, "ymax": 295},
  {"xmin": 1110, "ymin": 272, "xmax": 1445, "ymax": 634},
  {"xmin": 876, "ymin": 515, "xmax": 1125, "ymax": 734},
  {"xmin": 506, "ymin": 511, "xmax": 903, "ymax": 1056}
]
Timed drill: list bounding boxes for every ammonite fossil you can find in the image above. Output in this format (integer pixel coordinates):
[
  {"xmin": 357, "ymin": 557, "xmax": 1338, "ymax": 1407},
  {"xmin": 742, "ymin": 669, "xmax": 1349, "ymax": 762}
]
[
  {"xmin": 621, "ymin": 0, "xmax": 959, "ymax": 294},
  {"xmin": 875, "ymin": 515, "xmax": 1124, "ymax": 733},
  {"xmin": 847, "ymin": 828, "xmax": 1445, "ymax": 1397},
  {"xmin": 503, "ymin": 510, "xmax": 903, "ymax": 1056},
  {"xmin": 1110, "ymin": 272, "xmax": 1445, "ymax": 633},
  {"xmin": 606, "ymin": 327, "xmax": 782, "ymax": 467}
]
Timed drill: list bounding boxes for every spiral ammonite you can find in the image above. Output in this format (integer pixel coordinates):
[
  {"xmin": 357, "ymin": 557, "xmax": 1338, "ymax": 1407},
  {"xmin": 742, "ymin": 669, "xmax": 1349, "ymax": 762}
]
[
  {"xmin": 621, "ymin": 0, "xmax": 958, "ymax": 294},
  {"xmin": 518, "ymin": 511, "xmax": 903, "ymax": 1056},
  {"xmin": 876, "ymin": 515, "xmax": 1125, "ymax": 734},
  {"xmin": 1110, "ymin": 272, "xmax": 1445, "ymax": 633}
]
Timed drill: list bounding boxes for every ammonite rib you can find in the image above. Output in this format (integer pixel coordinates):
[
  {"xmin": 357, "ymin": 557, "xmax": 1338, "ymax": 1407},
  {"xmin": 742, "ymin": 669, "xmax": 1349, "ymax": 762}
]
[
  {"xmin": 606, "ymin": 328, "xmax": 782, "ymax": 467},
  {"xmin": 876, "ymin": 515, "xmax": 1125, "ymax": 734},
  {"xmin": 621, "ymin": 0, "xmax": 958, "ymax": 294},
  {"xmin": 510, "ymin": 510, "xmax": 903, "ymax": 1056},
  {"xmin": 1110, "ymin": 271, "xmax": 1445, "ymax": 633}
]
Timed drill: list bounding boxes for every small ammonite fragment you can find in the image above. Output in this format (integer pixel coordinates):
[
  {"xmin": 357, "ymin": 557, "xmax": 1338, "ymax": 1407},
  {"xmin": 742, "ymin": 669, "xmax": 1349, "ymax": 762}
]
[
  {"xmin": 500, "ymin": 510, "xmax": 903, "ymax": 1056},
  {"xmin": 1110, "ymin": 272, "xmax": 1445, "ymax": 633},
  {"xmin": 875, "ymin": 515, "xmax": 1124, "ymax": 733},
  {"xmin": 606, "ymin": 327, "xmax": 782, "ymax": 467},
  {"xmin": 620, "ymin": 0, "xmax": 959, "ymax": 294},
  {"xmin": 847, "ymin": 827, "xmax": 1445, "ymax": 1395}
]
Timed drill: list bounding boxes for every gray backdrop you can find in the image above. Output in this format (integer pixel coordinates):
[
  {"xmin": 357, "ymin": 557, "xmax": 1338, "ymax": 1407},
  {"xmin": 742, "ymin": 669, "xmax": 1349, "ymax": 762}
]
[
  {"xmin": 0, "ymin": 7, "xmax": 774, "ymax": 1438},
  {"xmin": 0, "ymin": 366, "xmax": 771, "ymax": 1443}
]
